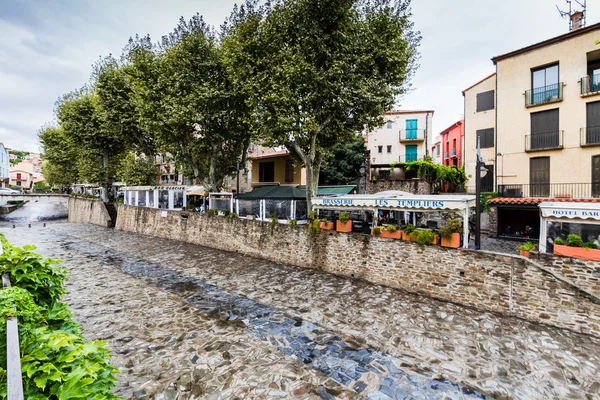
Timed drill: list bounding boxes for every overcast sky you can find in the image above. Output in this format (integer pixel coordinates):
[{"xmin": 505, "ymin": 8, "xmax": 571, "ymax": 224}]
[{"xmin": 1, "ymin": 0, "xmax": 598, "ymax": 152}]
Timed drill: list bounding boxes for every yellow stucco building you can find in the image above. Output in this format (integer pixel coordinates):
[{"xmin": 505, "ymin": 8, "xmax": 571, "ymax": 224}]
[{"xmin": 250, "ymin": 149, "xmax": 306, "ymax": 188}]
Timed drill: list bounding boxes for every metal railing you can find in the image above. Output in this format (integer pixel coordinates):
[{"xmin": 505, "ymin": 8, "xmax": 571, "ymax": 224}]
[
  {"xmin": 450, "ymin": 148, "xmax": 457, "ymax": 157},
  {"xmin": 525, "ymin": 82, "xmax": 563, "ymax": 107},
  {"xmin": 580, "ymin": 126, "xmax": 600, "ymax": 146},
  {"xmin": 525, "ymin": 130, "xmax": 563, "ymax": 151},
  {"xmin": 580, "ymin": 74, "xmax": 600, "ymax": 95},
  {"xmin": 398, "ymin": 154, "xmax": 424, "ymax": 163},
  {"xmin": 399, "ymin": 129, "xmax": 426, "ymax": 141},
  {"xmin": 497, "ymin": 183, "xmax": 599, "ymax": 198},
  {"xmin": 2, "ymin": 271, "xmax": 24, "ymax": 399},
  {"xmin": 443, "ymin": 151, "xmax": 448, "ymax": 159}
]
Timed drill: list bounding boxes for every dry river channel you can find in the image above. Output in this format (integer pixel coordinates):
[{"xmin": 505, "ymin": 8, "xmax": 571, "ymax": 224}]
[{"xmin": 1, "ymin": 219, "xmax": 600, "ymax": 400}]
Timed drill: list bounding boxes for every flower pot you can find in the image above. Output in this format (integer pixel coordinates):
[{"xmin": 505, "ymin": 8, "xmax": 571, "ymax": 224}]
[
  {"xmin": 441, "ymin": 232, "xmax": 461, "ymax": 248},
  {"xmin": 320, "ymin": 221, "xmax": 334, "ymax": 230},
  {"xmin": 554, "ymin": 244, "xmax": 600, "ymax": 261},
  {"xmin": 401, "ymin": 231, "xmax": 412, "ymax": 241},
  {"xmin": 432, "ymin": 235, "xmax": 440, "ymax": 245},
  {"xmin": 378, "ymin": 229, "xmax": 401, "ymax": 239},
  {"xmin": 519, "ymin": 250, "xmax": 530, "ymax": 258},
  {"xmin": 336, "ymin": 220, "xmax": 352, "ymax": 232}
]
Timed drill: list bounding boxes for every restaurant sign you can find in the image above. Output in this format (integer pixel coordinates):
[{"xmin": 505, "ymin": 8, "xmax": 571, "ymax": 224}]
[{"xmin": 314, "ymin": 197, "xmax": 469, "ymax": 210}]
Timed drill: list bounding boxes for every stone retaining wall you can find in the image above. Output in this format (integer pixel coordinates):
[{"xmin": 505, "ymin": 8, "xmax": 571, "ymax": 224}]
[
  {"xmin": 366, "ymin": 179, "xmax": 431, "ymax": 194},
  {"xmin": 110, "ymin": 204, "xmax": 600, "ymax": 337},
  {"xmin": 68, "ymin": 197, "xmax": 113, "ymax": 227}
]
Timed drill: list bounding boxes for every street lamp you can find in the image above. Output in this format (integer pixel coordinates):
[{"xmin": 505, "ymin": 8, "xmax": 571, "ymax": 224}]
[
  {"xmin": 359, "ymin": 163, "xmax": 366, "ymax": 194},
  {"xmin": 475, "ymin": 136, "xmax": 489, "ymax": 250}
]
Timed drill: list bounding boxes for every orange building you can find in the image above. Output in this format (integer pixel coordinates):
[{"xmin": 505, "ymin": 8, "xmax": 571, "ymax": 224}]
[{"xmin": 439, "ymin": 120, "xmax": 464, "ymax": 167}]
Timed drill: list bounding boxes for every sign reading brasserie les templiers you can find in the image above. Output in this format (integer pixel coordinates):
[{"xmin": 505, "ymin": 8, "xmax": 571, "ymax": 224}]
[{"xmin": 315, "ymin": 198, "xmax": 464, "ymax": 210}]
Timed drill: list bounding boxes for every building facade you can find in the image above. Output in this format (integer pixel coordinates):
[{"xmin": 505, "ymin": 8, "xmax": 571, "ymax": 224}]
[
  {"xmin": 438, "ymin": 120, "xmax": 464, "ymax": 167},
  {"xmin": 249, "ymin": 149, "xmax": 306, "ymax": 188},
  {"xmin": 366, "ymin": 110, "xmax": 434, "ymax": 180},
  {"xmin": 464, "ymin": 20, "xmax": 600, "ymax": 242}
]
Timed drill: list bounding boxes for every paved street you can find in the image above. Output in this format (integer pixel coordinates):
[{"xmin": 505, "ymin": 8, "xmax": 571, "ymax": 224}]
[{"xmin": 3, "ymin": 221, "xmax": 600, "ymax": 399}]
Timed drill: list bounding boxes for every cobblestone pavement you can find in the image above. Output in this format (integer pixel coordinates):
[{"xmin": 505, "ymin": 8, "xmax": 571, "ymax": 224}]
[
  {"xmin": 468, "ymin": 235, "xmax": 522, "ymax": 255},
  {"xmin": 3, "ymin": 221, "xmax": 600, "ymax": 400}
]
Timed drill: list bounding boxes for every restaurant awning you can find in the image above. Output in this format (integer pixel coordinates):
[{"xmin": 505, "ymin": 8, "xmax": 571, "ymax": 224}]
[
  {"xmin": 312, "ymin": 193, "xmax": 476, "ymax": 211},
  {"xmin": 186, "ymin": 186, "xmax": 208, "ymax": 196},
  {"xmin": 538, "ymin": 201, "xmax": 600, "ymax": 253}
]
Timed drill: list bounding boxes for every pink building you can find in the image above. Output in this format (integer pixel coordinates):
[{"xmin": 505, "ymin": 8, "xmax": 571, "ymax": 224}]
[{"xmin": 439, "ymin": 120, "xmax": 464, "ymax": 167}]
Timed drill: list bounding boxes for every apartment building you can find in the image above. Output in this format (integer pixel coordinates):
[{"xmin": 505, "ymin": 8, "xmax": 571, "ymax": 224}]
[
  {"xmin": 431, "ymin": 136, "xmax": 442, "ymax": 165},
  {"xmin": 249, "ymin": 149, "xmax": 305, "ymax": 188},
  {"xmin": 464, "ymin": 18, "xmax": 600, "ymax": 241},
  {"xmin": 366, "ymin": 110, "xmax": 434, "ymax": 180},
  {"xmin": 438, "ymin": 120, "xmax": 464, "ymax": 167}
]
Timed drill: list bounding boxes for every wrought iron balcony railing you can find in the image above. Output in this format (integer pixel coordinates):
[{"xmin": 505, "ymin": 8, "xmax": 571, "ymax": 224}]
[
  {"xmin": 580, "ymin": 74, "xmax": 600, "ymax": 96},
  {"xmin": 399, "ymin": 129, "xmax": 426, "ymax": 142},
  {"xmin": 525, "ymin": 83, "xmax": 563, "ymax": 107},
  {"xmin": 525, "ymin": 130, "xmax": 563, "ymax": 152},
  {"xmin": 497, "ymin": 183, "xmax": 599, "ymax": 199},
  {"xmin": 581, "ymin": 126, "xmax": 600, "ymax": 146},
  {"xmin": 398, "ymin": 154, "xmax": 424, "ymax": 163},
  {"xmin": 450, "ymin": 148, "xmax": 457, "ymax": 157}
]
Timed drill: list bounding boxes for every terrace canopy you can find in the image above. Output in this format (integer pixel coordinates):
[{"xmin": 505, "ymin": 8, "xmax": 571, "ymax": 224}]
[
  {"xmin": 312, "ymin": 192, "xmax": 476, "ymax": 248},
  {"xmin": 538, "ymin": 201, "xmax": 600, "ymax": 253}
]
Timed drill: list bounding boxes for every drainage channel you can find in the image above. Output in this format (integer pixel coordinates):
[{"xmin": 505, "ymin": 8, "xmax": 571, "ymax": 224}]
[{"xmin": 62, "ymin": 239, "xmax": 490, "ymax": 400}]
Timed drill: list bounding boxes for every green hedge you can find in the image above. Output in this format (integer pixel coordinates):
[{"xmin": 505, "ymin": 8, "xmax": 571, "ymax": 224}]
[{"xmin": 0, "ymin": 235, "xmax": 122, "ymax": 399}]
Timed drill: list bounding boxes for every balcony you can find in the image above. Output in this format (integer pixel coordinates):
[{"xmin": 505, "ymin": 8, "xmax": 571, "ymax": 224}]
[
  {"xmin": 498, "ymin": 183, "xmax": 599, "ymax": 199},
  {"xmin": 450, "ymin": 148, "xmax": 457, "ymax": 157},
  {"xmin": 399, "ymin": 129, "xmax": 426, "ymax": 142},
  {"xmin": 525, "ymin": 130, "xmax": 563, "ymax": 152},
  {"xmin": 443, "ymin": 151, "xmax": 448, "ymax": 159},
  {"xmin": 398, "ymin": 154, "xmax": 424, "ymax": 163},
  {"xmin": 580, "ymin": 74, "xmax": 600, "ymax": 96},
  {"xmin": 581, "ymin": 126, "xmax": 600, "ymax": 146},
  {"xmin": 525, "ymin": 83, "xmax": 563, "ymax": 107}
]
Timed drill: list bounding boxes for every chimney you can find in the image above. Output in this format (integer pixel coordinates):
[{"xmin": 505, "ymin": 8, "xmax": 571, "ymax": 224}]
[{"xmin": 571, "ymin": 11, "xmax": 584, "ymax": 30}]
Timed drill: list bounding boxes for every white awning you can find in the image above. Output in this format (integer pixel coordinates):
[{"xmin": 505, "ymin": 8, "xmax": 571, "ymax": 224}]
[
  {"xmin": 312, "ymin": 193, "xmax": 476, "ymax": 211},
  {"xmin": 122, "ymin": 186, "xmax": 187, "ymax": 191},
  {"xmin": 539, "ymin": 202, "xmax": 600, "ymax": 221}
]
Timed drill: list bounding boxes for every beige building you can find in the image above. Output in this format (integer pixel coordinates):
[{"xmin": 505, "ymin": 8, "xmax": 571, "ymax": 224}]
[
  {"xmin": 463, "ymin": 73, "xmax": 496, "ymax": 192},
  {"xmin": 249, "ymin": 149, "xmax": 306, "ymax": 188}
]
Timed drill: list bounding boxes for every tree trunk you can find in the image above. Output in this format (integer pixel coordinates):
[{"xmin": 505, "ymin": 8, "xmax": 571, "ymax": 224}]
[
  {"xmin": 102, "ymin": 151, "xmax": 109, "ymax": 202},
  {"xmin": 208, "ymin": 142, "xmax": 220, "ymax": 192}
]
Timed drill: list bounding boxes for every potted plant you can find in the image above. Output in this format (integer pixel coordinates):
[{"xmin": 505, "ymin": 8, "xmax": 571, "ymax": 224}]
[
  {"xmin": 377, "ymin": 225, "xmax": 402, "ymax": 239},
  {"xmin": 553, "ymin": 234, "xmax": 600, "ymax": 261},
  {"xmin": 320, "ymin": 218, "xmax": 334, "ymax": 230},
  {"xmin": 518, "ymin": 241, "xmax": 536, "ymax": 257},
  {"xmin": 439, "ymin": 218, "xmax": 463, "ymax": 248},
  {"xmin": 402, "ymin": 224, "xmax": 416, "ymax": 241},
  {"xmin": 336, "ymin": 212, "xmax": 352, "ymax": 233},
  {"xmin": 415, "ymin": 229, "xmax": 437, "ymax": 246},
  {"xmin": 372, "ymin": 226, "xmax": 381, "ymax": 236}
]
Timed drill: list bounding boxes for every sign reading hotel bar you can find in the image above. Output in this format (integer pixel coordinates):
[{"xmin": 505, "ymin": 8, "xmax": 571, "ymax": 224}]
[
  {"xmin": 314, "ymin": 198, "xmax": 466, "ymax": 210},
  {"xmin": 541, "ymin": 207, "xmax": 600, "ymax": 220}
]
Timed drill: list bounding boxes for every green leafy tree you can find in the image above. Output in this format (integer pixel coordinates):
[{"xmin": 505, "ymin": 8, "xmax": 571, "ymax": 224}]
[
  {"xmin": 116, "ymin": 152, "xmax": 158, "ymax": 186},
  {"xmin": 319, "ymin": 137, "xmax": 365, "ymax": 185},
  {"xmin": 38, "ymin": 125, "xmax": 79, "ymax": 187},
  {"xmin": 224, "ymin": 0, "xmax": 420, "ymax": 209}
]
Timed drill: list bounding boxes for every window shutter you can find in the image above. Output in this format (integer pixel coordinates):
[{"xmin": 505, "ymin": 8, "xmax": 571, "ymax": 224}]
[{"xmin": 476, "ymin": 90, "xmax": 495, "ymax": 112}]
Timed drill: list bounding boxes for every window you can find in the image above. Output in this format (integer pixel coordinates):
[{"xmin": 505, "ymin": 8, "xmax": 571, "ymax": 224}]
[
  {"xmin": 476, "ymin": 90, "xmax": 494, "ymax": 112},
  {"xmin": 285, "ymin": 160, "xmax": 294, "ymax": 183},
  {"xmin": 378, "ymin": 145, "xmax": 383, "ymax": 153},
  {"xmin": 593, "ymin": 155, "xmax": 600, "ymax": 197},
  {"xmin": 436, "ymin": 144, "xmax": 440, "ymax": 156},
  {"xmin": 16, "ymin": 173, "xmax": 21, "ymax": 180},
  {"xmin": 259, "ymin": 161, "xmax": 275, "ymax": 182},
  {"xmin": 405, "ymin": 145, "xmax": 418, "ymax": 162},
  {"xmin": 386, "ymin": 121, "xmax": 393, "ymax": 129},
  {"xmin": 387, "ymin": 145, "xmax": 392, "ymax": 153},
  {"xmin": 530, "ymin": 157, "xmax": 550, "ymax": 197},
  {"xmin": 379, "ymin": 169, "xmax": 391, "ymax": 180},
  {"xmin": 405, "ymin": 119, "xmax": 418, "ymax": 139},
  {"xmin": 530, "ymin": 64, "xmax": 560, "ymax": 105},
  {"xmin": 530, "ymin": 109, "xmax": 560, "ymax": 150},
  {"xmin": 585, "ymin": 101, "xmax": 600, "ymax": 145},
  {"xmin": 476, "ymin": 128, "xmax": 494, "ymax": 148}
]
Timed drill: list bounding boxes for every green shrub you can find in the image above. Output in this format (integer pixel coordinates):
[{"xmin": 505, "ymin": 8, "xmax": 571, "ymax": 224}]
[
  {"xmin": 583, "ymin": 242, "xmax": 599, "ymax": 249},
  {"xmin": 518, "ymin": 241, "xmax": 536, "ymax": 252},
  {"xmin": 222, "ymin": 210, "xmax": 230, "ymax": 217},
  {"xmin": 269, "ymin": 214, "xmax": 278, "ymax": 236},
  {"xmin": 386, "ymin": 225, "xmax": 397, "ymax": 233},
  {"xmin": 0, "ymin": 235, "xmax": 122, "ymax": 399},
  {"xmin": 373, "ymin": 227, "xmax": 381, "ymax": 235},
  {"xmin": 338, "ymin": 212, "xmax": 350, "ymax": 224},
  {"xmin": 416, "ymin": 229, "xmax": 435, "ymax": 246},
  {"xmin": 567, "ymin": 234, "xmax": 584, "ymax": 247},
  {"xmin": 403, "ymin": 224, "xmax": 416, "ymax": 234},
  {"xmin": 320, "ymin": 218, "xmax": 329, "ymax": 224},
  {"xmin": 207, "ymin": 209, "xmax": 216, "ymax": 217},
  {"xmin": 226, "ymin": 212, "xmax": 237, "ymax": 223},
  {"xmin": 288, "ymin": 219, "xmax": 297, "ymax": 230},
  {"xmin": 554, "ymin": 238, "xmax": 564, "ymax": 245}
]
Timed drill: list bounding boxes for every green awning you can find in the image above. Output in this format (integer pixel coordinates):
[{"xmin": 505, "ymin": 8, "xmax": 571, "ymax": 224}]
[
  {"xmin": 236, "ymin": 185, "xmax": 307, "ymax": 200},
  {"xmin": 316, "ymin": 185, "xmax": 357, "ymax": 196}
]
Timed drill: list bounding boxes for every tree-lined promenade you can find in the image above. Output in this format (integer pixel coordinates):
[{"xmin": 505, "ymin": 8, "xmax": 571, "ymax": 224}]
[{"xmin": 39, "ymin": 0, "xmax": 420, "ymax": 208}]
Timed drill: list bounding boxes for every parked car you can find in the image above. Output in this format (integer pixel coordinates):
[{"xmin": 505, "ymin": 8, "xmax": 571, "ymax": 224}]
[{"xmin": 0, "ymin": 188, "xmax": 21, "ymax": 194}]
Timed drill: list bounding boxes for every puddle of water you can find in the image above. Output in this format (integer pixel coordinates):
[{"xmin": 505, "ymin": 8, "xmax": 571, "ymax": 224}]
[{"xmin": 62, "ymin": 238, "xmax": 490, "ymax": 399}]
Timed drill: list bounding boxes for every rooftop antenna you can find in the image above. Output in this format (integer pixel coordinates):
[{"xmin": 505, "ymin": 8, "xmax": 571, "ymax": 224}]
[{"xmin": 557, "ymin": 0, "xmax": 587, "ymax": 31}]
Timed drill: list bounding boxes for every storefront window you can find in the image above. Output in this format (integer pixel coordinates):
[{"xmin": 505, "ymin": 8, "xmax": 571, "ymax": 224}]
[{"xmin": 545, "ymin": 221, "xmax": 600, "ymax": 253}]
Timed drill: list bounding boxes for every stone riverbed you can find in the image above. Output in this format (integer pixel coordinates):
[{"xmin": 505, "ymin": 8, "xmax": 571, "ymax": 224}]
[{"xmin": 2, "ymin": 220, "xmax": 600, "ymax": 400}]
